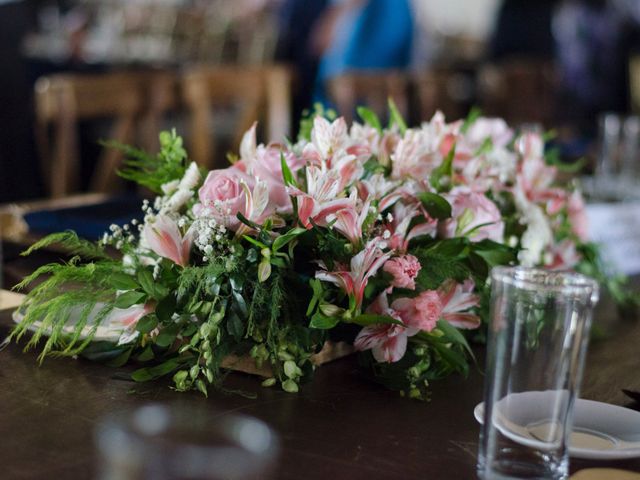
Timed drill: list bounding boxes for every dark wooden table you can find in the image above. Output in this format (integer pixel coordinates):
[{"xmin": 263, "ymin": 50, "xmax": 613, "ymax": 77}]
[{"xmin": 1, "ymin": 294, "xmax": 640, "ymax": 480}]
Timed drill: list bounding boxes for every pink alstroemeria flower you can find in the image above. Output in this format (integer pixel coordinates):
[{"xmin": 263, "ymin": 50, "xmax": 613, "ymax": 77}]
[
  {"xmin": 332, "ymin": 193, "xmax": 371, "ymax": 245},
  {"xmin": 143, "ymin": 215, "xmax": 193, "ymax": 267},
  {"xmin": 316, "ymin": 240, "xmax": 391, "ymax": 309},
  {"xmin": 355, "ymin": 323, "xmax": 408, "ymax": 363},
  {"xmin": 288, "ymin": 166, "xmax": 352, "ymax": 228},
  {"xmin": 438, "ymin": 279, "xmax": 481, "ymax": 329},
  {"xmin": 387, "ymin": 202, "xmax": 437, "ymax": 253},
  {"xmin": 111, "ymin": 303, "xmax": 154, "ymax": 329},
  {"xmin": 238, "ymin": 123, "xmax": 304, "ymax": 212},
  {"xmin": 383, "ymin": 254, "xmax": 421, "ymax": 290},
  {"xmin": 354, "ymin": 292, "xmax": 412, "ymax": 363},
  {"xmin": 545, "ymin": 238, "xmax": 581, "ymax": 270}
]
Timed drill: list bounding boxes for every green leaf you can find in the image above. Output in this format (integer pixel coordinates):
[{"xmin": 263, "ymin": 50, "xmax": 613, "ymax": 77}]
[
  {"xmin": 137, "ymin": 269, "xmax": 168, "ymax": 299},
  {"xmin": 430, "ymin": 144, "xmax": 455, "ymax": 191},
  {"xmin": 352, "ymin": 314, "xmax": 403, "ymax": 327},
  {"xmin": 433, "ymin": 342, "xmax": 469, "ymax": 375},
  {"xmin": 306, "ymin": 279, "xmax": 324, "ymax": 316},
  {"xmin": 357, "ymin": 106, "xmax": 382, "ymax": 133},
  {"xmin": 136, "ymin": 315, "xmax": 158, "ymax": 334},
  {"xmin": 227, "ymin": 310, "xmax": 244, "ymax": 340},
  {"xmin": 418, "ymin": 192, "xmax": 452, "ymax": 220},
  {"xmin": 237, "ymin": 212, "xmax": 261, "ymax": 231},
  {"xmin": 436, "ymin": 319, "xmax": 475, "ymax": 360},
  {"xmin": 309, "ymin": 312, "xmax": 340, "ymax": 330},
  {"xmin": 388, "ymin": 98, "xmax": 407, "ymax": 134},
  {"xmin": 472, "ymin": 240, "xmax": 517, "ymax": 267},
  {"xmin": 109, "ymin": 273, "xmax": 139, "ymax": 291},
  {"xmin": 474, "ymin": 137, "xmax": 493, "ymax": 156},
  {"xmin": 155, "ymin": 295, "xmax": 176, "ymax": 323},
  {"xmin": 106, "ymin": 347, "xmax": 133, "ymax": 367},
  {"xmin": 114, "ymin": 291, "xmax": 146, "ymax": 309},
  {"xmin": 284, "ymin": 360, "xmax": 301, "ymax": 379},
  {"xmin": 242, "ymin": 236, "xmax": 267, "ymax": 250},
  {"xmin": 280, "ymin": 152, "xmax": 297, "ymax": 187},
  {"xmin": 135, "ymin": 345, "xmax": 155, "ymax": 362},
  {"xmin": 272, "ymin": 227, "xmax": 306, "ymax": 253},
  {"xmin": 282, "ymin": 379, "xmax": 299, "ymax": 393},
  {"xmin": 131, "ymin": 358, "xmax": 181, "ymax": 382},
  {"xmin": 155, "ymin": 323, "xmax": 180, "ymax": 348},
  {"xmin": 461, "ymin": 106, "xmax": 482, "ymax": 134}
]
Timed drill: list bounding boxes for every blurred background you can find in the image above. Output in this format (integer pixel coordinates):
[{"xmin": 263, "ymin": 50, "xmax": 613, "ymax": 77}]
[{"xmin": 2, "ymin": 0, "xmax": 640, "ymax": 202}]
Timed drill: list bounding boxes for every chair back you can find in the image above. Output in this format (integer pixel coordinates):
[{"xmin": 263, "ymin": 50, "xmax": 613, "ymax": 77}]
[
  {"xmin": 34, "ymin": 71, "xmax": 177, "ymax": 197},
  {"xmin": 182, "ymin": 65, "xmax": 291, "ymax": 169},
  {"xmin": 478, "ymin": 59, "xmax": 557, "ymax": 127},
  {"xmin": 327, "ymin": 71, "xmax": 409, "ymax": 124}
]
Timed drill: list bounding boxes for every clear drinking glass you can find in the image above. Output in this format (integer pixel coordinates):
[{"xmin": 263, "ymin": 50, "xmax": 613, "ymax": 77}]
[
  {"xmin": 95, "ymin": 404, "xmax": 280, "ymax": 480},
  {"xmin": 478, "ymin": 267, "xmax": 599, "ymax": 480}
]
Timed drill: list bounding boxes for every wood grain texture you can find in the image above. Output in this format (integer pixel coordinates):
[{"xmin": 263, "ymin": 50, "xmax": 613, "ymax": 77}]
[{"xmin": 1, "ymin": 299, "xmax": 639, "ymax": 480}]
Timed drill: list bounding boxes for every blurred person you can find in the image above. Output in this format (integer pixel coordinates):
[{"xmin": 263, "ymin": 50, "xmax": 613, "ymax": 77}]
[
  {"xmin": 311, "ymin": 0, "xmax": 415, "ymax": 106},
  {"xmin": 489, "ymin": 0, "xmax": 560, "ymax": 61},
  {"xmin": 275, "ymin": 0, "xmax": 330, "ymax": 130},
  {"xmin": 553, "ymin": 0, "xmax": 628, "ymax": 133},
  {"xmin": 0, "ymin": 0, "xmax": 41, "ymax": 202}
]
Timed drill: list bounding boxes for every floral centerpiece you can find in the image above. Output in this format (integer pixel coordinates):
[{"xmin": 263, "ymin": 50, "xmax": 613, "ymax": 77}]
[{"xmin": 10, "ymin": 105, "xmax": 630, "ymax": 399}]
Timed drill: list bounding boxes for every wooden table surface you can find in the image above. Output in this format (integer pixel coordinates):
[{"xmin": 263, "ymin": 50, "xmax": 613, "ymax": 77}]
[
  {"xmin": 1, "ymin": 288, "xmax": 640, "ymax": 480},
  {"xmin": 1, "ymin": 243, "xmax": 640, "ymax": 479}
]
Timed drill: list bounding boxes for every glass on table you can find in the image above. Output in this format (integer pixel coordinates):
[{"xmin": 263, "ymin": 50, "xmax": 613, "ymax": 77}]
[
  {"xmin": 592, "ymin": 113, "xmax": 640, "ymax": 201},
  {"xmin": 478, "ymin": 267, "xmax": 599, "ymax": 480},
  {"xmin": 95, "ymin": 404, "xmax": 279, "ymax": 480}
]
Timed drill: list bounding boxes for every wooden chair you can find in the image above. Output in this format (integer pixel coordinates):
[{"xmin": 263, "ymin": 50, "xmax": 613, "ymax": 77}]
[
  {"xmin": 182, "ymin": 65, "xmax": 292, "ymax": 169},
  {"xmin": 326, "ymin": 71, "xmax": 409, "ymax": 124},
  {"xmin": 34, "ymin": 71, "xmax": 177, "ymax": 198},
  {"xmin": 477, "ymin": 59, "xmax": 558, "ymax": 127},
  {"xmin": 414, "ymin": 68, "xmax": 471, "ymax": 122}
]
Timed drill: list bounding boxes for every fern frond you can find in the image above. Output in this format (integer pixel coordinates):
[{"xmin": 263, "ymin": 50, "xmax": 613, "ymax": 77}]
[
  {"xmin": 20, "ymin": 231, "xmax": 110, "ymax": 261},
  {"xmin": 105, "ymin": 129, "xmax": 189, "ymax": 193}
]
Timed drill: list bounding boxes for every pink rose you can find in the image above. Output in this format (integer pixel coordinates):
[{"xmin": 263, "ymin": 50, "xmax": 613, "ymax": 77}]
[
  {"xmin": 442, "ymin": 187, "xmax": 504, "ymax": 243},
  {"xmin": 383, "ymin": 255, "xmax": 422, "ymax": 290},
  {"xmin": 194, "ymin": 167, "xmax": 252, "ymax": 230},
  {"xmin": 392, "ymin": 291, "xmax": 443, "ymax": 332}
]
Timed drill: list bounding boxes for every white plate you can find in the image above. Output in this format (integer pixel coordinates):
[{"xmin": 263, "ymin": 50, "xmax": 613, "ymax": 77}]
[
  {"xmin": 474, "ymin": 393, "xmax": 640, "ymax": 460},
  {"xmin": 12, "ymin": 303, "xmax": 124, "ymax": 343}
]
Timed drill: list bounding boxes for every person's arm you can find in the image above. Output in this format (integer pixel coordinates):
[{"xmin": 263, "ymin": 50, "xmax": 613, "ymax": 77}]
[{"xmin": 309, "ymin": 0, "xmax": 365, "ymax": 56}]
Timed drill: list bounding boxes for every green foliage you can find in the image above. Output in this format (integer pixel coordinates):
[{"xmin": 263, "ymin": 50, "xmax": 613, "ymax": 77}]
[
  {"xmin": 357, "ymin": 106, "xmax": 382, "ymax": 133},
  {"xmin": 461, "ymin": 106, "xmax": 482, "ymax": 134},
  {"xmin": 107, "ymin": 129, "xmax": 190, "ymax": 193},
  {"xmin": 21, "ymin": 231, "xmax": 110, "ymax": 260},
  {"xmin": 388, "ymin": 98, "xmax": 407, "ymax": 134},
  {"xmin": 418, "ymin": 192, "xmax": 452, "ymax": 220},
  {"xmin": 10, "ymin": 258, "xmax": 123, "ymax": 361}
]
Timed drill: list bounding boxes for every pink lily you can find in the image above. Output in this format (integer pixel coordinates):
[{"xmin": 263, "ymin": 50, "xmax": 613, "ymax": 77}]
[
  {"xmin": 311, "ymin": 116, "xmax": 349, "ymax": 159},
  {"xmin": 288, "ymin": 166, "xmax": 352, "ymax": 228},
  {"xmin": 354, "ymin": 292, "xmax": 411, "ymax": 363},
  {"xmin": 387, "ymin": 201, "xmax": 437, "ymax": 253},
  {"xmin": 545, "ymin": 238, "xmax": 581, "ymax": 270},
  {"xmin": 111, "ymin": 302, "xmax": 154, "ymax": 329},
  {"xmin": 316, "ymin": 240, "xmax": 391, "ymax": 309},
  {"xmin": 235, "ymin": 178, "xmax": 276, "ymax": 237},
  {"xmin": 332, "ymin": 193, "xmax": 371, "ymax": 245},
  {"xmin": 437, "ymin": 279, "xmax": 481, "ymax": 329},
  {"xmin": 143, "ymin": 215, "xmax": 193, "ymax": 267},
  {"xmin": 355, "ymin": 323, "xmax": 408, "ymax": 363}
]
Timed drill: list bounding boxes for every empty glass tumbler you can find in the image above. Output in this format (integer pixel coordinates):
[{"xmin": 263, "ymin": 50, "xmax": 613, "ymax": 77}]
[
  {"xmin": 96, "ymin": 404, "xmax": 279, "ymax": 480},
  {"xmin": 478, "ymin": 267, "xmax": 599, "ymax": 480}
]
